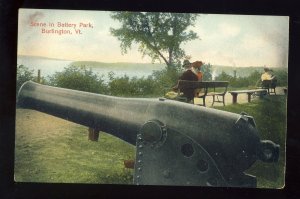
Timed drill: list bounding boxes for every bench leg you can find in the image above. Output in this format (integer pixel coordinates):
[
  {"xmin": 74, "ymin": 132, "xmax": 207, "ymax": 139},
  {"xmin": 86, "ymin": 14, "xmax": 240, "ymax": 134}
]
[
  {"xmin": 247, "ymin": 93, "xmax": 252, "ymax": 103},
  {"xmin": 258, "ymin": 91, "xmax": 267, "ymax": 99},
  {"xmin": 222, "ymin": 95, "xmax": 225, "ymax": 106},
  {"xmin": 231, "ymin": 93, "xmax": 238, "ymax": 104},
  {"xmin": 212, "ymin": 95, "xmax": 215, "ymax": 106}
]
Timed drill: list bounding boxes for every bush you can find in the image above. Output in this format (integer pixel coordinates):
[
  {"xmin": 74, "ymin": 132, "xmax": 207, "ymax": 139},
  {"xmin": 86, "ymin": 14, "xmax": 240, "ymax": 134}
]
[
  {"xmin": 46, "ymin": 65, "xmax": 181, "ymax": 97},
  {"xmin": 16, "ymin": 65, "xmax": 34, "ymax": 93},
  {"xmin": 273, "ymin": 69, "xmax": 287, "ymax": 87},
  {"xmin": 108, "ymin": 73, "xmax": 157, "ymax": 97},
  {"xmin": 215, "ymin": 70, "xmax": 266, "ymax": 88},
  {"xmin": 48, "ymin": 65, "xmax": 108, "ymax": 94},
  {"xmin": 150, "ymin": 67, "xmax": 181, "ymax": 95},
  {"xmin": 107, "ymin": 63, "xmax": 213, "ymax": 97},
  {"xmin": 45, "ymin": 63, "xmax": 287, "ymax": 97}
]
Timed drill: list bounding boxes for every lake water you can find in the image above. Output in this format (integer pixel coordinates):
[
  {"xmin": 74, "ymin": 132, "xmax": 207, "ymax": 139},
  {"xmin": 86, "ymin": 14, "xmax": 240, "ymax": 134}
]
[{"xmin": 17, "ymin": 56, "xmax": 164, "ymax": 81}]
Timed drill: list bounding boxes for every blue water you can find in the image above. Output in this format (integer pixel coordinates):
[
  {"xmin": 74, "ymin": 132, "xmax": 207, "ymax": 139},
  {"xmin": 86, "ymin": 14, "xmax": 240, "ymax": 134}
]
[
  {"xmin": 17, "ymin": 56, "xmax": 73, "ymax": 78},
  {"xmin": 17, "ymin": 56, "xmax": 164, "ymax": 81}
]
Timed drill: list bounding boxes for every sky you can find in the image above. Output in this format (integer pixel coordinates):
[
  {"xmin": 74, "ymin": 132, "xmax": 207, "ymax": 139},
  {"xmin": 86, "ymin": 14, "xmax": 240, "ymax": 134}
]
[{"xmin": 18, "ymin": 9, "xmax": 289, "ymax": 68}]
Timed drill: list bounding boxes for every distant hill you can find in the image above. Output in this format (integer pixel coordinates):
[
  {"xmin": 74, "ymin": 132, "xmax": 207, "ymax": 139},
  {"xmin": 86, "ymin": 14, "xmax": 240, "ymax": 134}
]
[
  {"xmin": 70, "ymin": 61, "xmax": 166, "ymax": 70},
  {"xmin": 18, "ymin": 55, "xmax": 73, "ymax": 62},
  {"xmin": 71, "ymin": 61, "xmax": 287, "ymax": 77},
  {"xmin": 17, "ymin": 55, "xmax": 287, "ymax": 78}
]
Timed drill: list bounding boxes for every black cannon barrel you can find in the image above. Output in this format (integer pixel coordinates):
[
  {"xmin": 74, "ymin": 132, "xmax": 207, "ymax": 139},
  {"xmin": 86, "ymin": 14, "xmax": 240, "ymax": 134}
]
[{"xmin": 17, "ymin": 81, "xmax": 279, "ymax": 183}]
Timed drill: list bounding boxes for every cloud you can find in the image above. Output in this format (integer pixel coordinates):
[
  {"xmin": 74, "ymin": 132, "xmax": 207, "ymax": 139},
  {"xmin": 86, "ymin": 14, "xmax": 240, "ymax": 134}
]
[
  {"xmin": 218, "ymin": 23, "xmax": 241, "ymax": 37},
  {"xmin": 240, "ymin": 34, "xmax": 269, "ymax": 50},
  {"xmin": 261, "ymin": 30, "xmax": 289, "ymax": 67}
]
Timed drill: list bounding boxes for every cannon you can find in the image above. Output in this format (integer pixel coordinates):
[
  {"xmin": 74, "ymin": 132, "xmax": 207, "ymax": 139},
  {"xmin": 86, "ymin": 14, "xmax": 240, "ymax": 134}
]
[{"xmin": 17, "ymin": 81, "xmax": 280, "ymax": 187}]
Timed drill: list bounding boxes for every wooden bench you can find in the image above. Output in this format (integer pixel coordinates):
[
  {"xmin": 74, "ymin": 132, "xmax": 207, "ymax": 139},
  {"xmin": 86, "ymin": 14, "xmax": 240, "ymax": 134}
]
[
  {"xmin": 283, "ymin": 87, "xmax": 288, "ymax": 95},
  {"xmin": 229, "ymin": 89, "xmax": 268, "ymax": 104},
  {"xmin": 261, "ymin": 80, "xmax": 277, "ymax": 95},
  {"xmin": 174, "ymin": 80, "xmax": 229, "ymax": 106},
  {"xmin": 174, "ymin": 80, "xmax": 207, "ymax": 104},
  {"xmin": 204, "ymin": 81, "xmax": 229, "ymax": 106}
]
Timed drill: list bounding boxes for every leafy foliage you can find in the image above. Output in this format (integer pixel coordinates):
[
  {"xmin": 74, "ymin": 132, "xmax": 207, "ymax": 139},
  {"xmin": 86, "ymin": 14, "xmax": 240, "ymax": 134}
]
[
  {"xmin": 45, "ymin": 64, "xmax": 287, "ymax": 98},
  {"xmin": 149, "ymin": 67, "xmax": 182, "ymax": 96},
  {"xmin": 201, "ymin": 63, "xmax": 213, "ymax": 81},
  {"xmin": 47, "ymin": 65, "xmax": 181, "ymax": 97},
  {"xmin": 216, "ymin": 71, "xmax": 245, "ymax": 87},
  {"xmin": 108, "ymin": 73, "xmax": 156, "ymax": 97},
  {"xmin": 272, "ymin": 69, "xmax": 288, "ymax": 87},
  {"xmin": 215, "ymin": 69, "xmax": 287, "ymax": 88},
  {"xmin": 110, "ymin": 12, "xmax": 199, "ymax": 69},
  {"xmin": 16, "ymin": 65, "xmax": 34, "ymax": 93},
  {"xmin": 48, "ymin": 65, "xmax": 108, "ymax": 94}
]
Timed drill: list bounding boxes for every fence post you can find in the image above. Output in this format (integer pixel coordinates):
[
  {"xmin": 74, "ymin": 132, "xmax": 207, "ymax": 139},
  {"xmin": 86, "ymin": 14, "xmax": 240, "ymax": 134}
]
[
  {"xmin": 88, "ymin": 127, "xmax": 100, "ymax": 141},
  {"xmin": 37, "ymin": 69, "xmax": 41, "ymax": 83}
]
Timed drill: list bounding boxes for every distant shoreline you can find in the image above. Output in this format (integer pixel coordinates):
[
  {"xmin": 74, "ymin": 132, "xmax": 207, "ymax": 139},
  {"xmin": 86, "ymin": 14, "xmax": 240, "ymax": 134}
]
[
  {"xmin": 18, "ymin": 54, "xmax": 74, "ymax": 62},
  {"xmin": 17, "ymin": 55, "xmax": 287, "ymax": 76}
]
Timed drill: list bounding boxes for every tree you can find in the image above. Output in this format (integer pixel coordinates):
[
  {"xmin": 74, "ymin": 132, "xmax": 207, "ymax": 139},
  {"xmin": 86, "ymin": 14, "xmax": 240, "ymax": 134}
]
[
  {"xmin": 215, "ymin": 71, "xmax": 233, "ymax": 82},
  {"xmin": 201, "ymin": 63, "xmax": 212, "ymax": 81},
  {"xmin": 247, "ymin": 70, "xmax": 261, "ymax": 87},
  {"xmin": 110, "ymin": 12, "xmax": 199, "ymax": 69}
]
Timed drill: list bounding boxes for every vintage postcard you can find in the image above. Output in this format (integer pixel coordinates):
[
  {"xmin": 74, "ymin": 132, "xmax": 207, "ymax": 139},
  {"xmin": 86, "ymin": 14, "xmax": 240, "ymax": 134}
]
[{"xmin": 15, "ymin": 8, "xmax": 288, "ymax": 188}]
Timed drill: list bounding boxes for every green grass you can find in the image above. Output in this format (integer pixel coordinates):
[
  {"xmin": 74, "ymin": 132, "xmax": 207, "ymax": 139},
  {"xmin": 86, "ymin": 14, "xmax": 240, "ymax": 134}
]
[
  {"xmin": 15, "ymin": 95, "xmax": 286, "ymax": 188},
  {"xmin": 213, "ymin": 95, "xmax": 287, "ymax": 188},
  {"xmin": 15, "ymin": 109, "xmax": 135, "ymax": 184}
]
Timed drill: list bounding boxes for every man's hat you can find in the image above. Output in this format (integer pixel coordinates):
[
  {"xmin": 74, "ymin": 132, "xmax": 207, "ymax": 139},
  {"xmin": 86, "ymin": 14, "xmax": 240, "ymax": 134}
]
[{"xmin": 182, "ymin": 60, "xmax": 191, "ymax": 68}]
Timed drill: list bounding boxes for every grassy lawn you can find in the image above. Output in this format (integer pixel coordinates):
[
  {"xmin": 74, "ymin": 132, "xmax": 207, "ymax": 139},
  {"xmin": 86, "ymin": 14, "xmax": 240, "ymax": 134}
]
[
  {"xmin": 15, "ymin": 109, "xmax": 135, "ymax": 184},
  {"xmin": 15, "ymin": 94, "xmax": 286, "ymax": 188}
]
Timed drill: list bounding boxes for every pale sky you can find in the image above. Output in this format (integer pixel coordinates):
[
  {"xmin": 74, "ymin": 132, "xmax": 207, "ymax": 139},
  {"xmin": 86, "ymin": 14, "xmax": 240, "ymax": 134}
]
[{"xmin": 18, "ymin": 9, "xmax": 289, "ymax": 68}]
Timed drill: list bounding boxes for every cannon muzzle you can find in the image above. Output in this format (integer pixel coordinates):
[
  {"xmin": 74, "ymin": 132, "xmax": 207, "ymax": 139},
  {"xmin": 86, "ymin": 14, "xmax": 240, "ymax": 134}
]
[{"xmin": 17, "ymin": 81, "xmax": 280, "ymax": 187}]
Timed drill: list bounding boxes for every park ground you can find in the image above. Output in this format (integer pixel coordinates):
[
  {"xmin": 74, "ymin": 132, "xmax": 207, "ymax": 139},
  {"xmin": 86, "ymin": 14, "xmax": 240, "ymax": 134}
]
[
  {"xmin": 194, "ymin": 86, "xmax": 286, "ymax": 106},
  {"xmin": 14, "ymin": 88, "xmax": 287, "ymax": 188}
]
